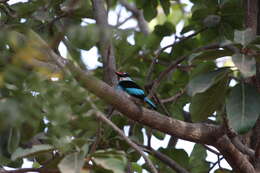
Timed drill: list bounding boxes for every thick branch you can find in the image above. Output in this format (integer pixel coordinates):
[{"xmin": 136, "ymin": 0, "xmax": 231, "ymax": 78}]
[
  {"xmin": 92, "ymin": 0, "xmax": 117, "ymax": 86},
  {"xmin": 24, "ymin": 35, "xmax": 255, "ymax": 173},
  {"xmin": 256, "ymin": 140, "xmax": 260, "ymax": 171},
  {"xmin": 245, "ymin": 0, "xmax": 258, "ymax": 34},
  {"xmin": 215, "ymin": 135, "xmax": 255, "ymax": 173},
  {"xmin": 66, "ymin": 62, "xmax": 223, "ymax": 144},
  {"xmin": 65, "ymin": 61, "xmax": 257, "ymax": 173}
]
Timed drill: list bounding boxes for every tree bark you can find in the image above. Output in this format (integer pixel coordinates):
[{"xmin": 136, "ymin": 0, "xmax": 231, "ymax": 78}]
[{"xmin": 92, "ymin": 0, "xmax": 117, "ymax": 86}]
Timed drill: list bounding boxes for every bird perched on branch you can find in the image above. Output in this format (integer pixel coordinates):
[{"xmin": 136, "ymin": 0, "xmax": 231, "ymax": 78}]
[{"xmin": 115, "ymin": 71, "xmax": 156, "ymax": 110}]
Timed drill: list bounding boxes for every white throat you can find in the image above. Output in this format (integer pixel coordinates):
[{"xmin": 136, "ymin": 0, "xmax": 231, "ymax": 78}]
[{"xmin": 119, "ymin": 77, "xmax": 132, "ymax": 81}]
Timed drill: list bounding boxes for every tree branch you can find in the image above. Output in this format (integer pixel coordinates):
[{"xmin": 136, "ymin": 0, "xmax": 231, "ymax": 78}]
[
  {"xmin": 92, "ymin": 0, "xmax": 117, "ymax": 86},
  {"xmin": 88, "ymin": 102, "xmax": 158, "ymax": 173},
  {"xmin": 149, "ymin": 43, "xmax": 224, "ymax": 97},
  {"xmin": 17, "ymin": 32, "xmax": 256, "ymax": 173},
  {"xmin": 215, "ymin": 135, "xmax": 255, "ymax": 173},
  {"xmin": 161, "ymin": 89, "xmax": 185, "ymax": 103},
  {"xmin": 118, "ymin": 0, "xmax": 149, "ymax": 35},
  {"xmin": 255, "ymin": 139, "xmax": 260, "ymax": 171},
  {"xmin": 64, "ymin": 61, "xmax": 223, "ymax": 144},
  {"xmin": 223, "ymin": 116, "xmax": 255, "ymax": 158}
]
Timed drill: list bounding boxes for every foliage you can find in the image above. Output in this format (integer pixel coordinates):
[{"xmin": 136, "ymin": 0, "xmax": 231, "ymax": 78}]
[{"xmin": 0, "ymin": 0, "xmax": 259, "ymax": 173}]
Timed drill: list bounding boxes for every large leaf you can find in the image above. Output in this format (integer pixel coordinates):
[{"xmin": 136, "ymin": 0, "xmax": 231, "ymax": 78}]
[
  {"xmin": 154, "ymin": 22, "xmax": 175, "ymax": 37},
  {"xmin": 189, "ymin": 144, "xmax": 210, "ymax": 173},
  {"xmin": 226, "ymin": 83, "xmax": 260, "ymax": 134},
  {"xmin": 67, "ymin": 24, "xmax": 99, "ymax": 50},
  {"xmin": 189, "ymin": 61, "xmax": 216, "ymax": 79},
  {"xmin": 58, "ymin": 151, "xmax": 86, "ymax": 173},
  {"xmin": 232, "ymin": 53, "xmax": 256, "ymax": 77},
  {"xmin": 11, "ymin": 144, "xmax": 55, "ymax": 160},
  {"xmin": 190, "ymin": 77, "xmax": 228, "ymax": 122},
  {"xmin": 159, "ymin": 0, "xmax": 170, "ymax": 15},
  {"xmin": 91, "ymin": 149, "xmax": 127, "ymax": 173},
  {"xmin": 189, "ymin": 49, "xmax": 233, "ymax": 63},
  {"xmin": 143, "ymin": 0, "xmax": 158, "ymax": 21},
  {"xmin": 159, "ymin": 148, "xmax": 190, "ymax": 168},
  {"xmin": 187, "ymin": 68, "xmax": 230, "ymax": 96}
]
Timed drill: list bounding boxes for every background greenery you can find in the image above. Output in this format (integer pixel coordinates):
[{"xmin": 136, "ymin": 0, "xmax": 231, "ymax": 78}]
[{"xmin": 0, "ymin": 0, "xmax": 259, "ymax": 173}]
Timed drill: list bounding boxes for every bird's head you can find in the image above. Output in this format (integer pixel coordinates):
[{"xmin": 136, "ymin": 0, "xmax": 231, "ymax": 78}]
[{"xmin": 115, "ymin": 71, "xmax": 130, "ymax": 77}]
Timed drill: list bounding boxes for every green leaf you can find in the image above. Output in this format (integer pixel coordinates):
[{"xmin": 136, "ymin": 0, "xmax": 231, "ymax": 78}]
[
  {"xmin": 234, "ymin": 28, "xmax": 255, "ymax": 46},
  {"xmin": 131, "ymin": 162, "xmax": 142, "ymax": 173},
  {"xmin": 67, "ymin": 24, "xmax": 99, "ymax": 50},
  {"xmin": 154, "ymin": 22, "xmax": 175, "ymax": 37},
  {"xmin": 7, "ymin": 128, "xmax": 21, "ymax": 154},
  {"xmin": 92, "ymin": 149, "xmax": 127, "ymax": 173},
  {"xmin": 187, "ymin": 68, "xmax": 230, "ymax": 96},
  {"xmin": 11, "ymin": 144, "xmax": 55, "ymax": 160},
  {"xmin": 190, "ymin": 77, "xmax": 228, "ymax": 122},
  {"xmin": 189, "ymin": 144, "xmax": 210, "ymax": 173},
  {"xmin": 159, "ymin": 148, "xmax": 189, "ymax": 168},
  {"xmin": 143, "ymin": 1, "xmax": 158, "ymax": 21},
  {"xmin": 189, "ymin": 49, "xmax": 233, "ymax": 63},
  {"xmin": 189, "ymin": 61, "xmax": 216, "ymax": 79},
  {"xmin": 152, "ymin": 130, "xmax": 165, "ymax": 140},
  {"xmin": 159, "ymin": 0, "xmax": 171, "ymax": 15},
  {"xmin": 232, "ymin": 53, "xmax": 256, "ymax": 77},
  {"xmin": 58, "ymin": 152, "xmax": 85, "ymax": 173},
  {"xmin": 226, "ymin": 83, "xmax": 260, "ymax": 134}
]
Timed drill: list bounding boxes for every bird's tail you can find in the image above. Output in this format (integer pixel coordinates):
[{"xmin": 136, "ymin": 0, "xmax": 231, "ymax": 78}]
[{"xmin": 144, "ymin": 97, "xmax": 157, "ymax": 110}]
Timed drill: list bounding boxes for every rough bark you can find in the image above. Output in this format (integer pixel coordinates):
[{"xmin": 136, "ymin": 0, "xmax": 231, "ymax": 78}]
[{"xmin": 92, "ymin": 0, "xmax": 117, "ymax": 86}]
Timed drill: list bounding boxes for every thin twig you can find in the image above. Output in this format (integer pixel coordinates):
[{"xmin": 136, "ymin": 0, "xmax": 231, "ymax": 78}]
[
  {"xmin": 153, "ymin": 93, "xmax": 171, "ymax": 116},
  {"xmin": 141, "ymin": 145, "xmax": 190, "ymax": 173},
  {"xmin": 203, "ymin": 145, "xmax": 221, "ymax": 156},
  {"xmin": 95, "ymin": 111, "xmax": 158, "ymax": 173},
  {"xmin": 145, "ymin": 57, "xmax": 158, "ymax": 83},
  {"xmin": 155, "ymin": 28, "xmax": 207, "ymax": 58},
  {"xmin": 217, "ymin": 155, "xmax": 222, "ymax": 169},
  {"xmin": 118, "ymin": 0, "xmax": 149, "ymax": 35},
  {"xmin": 115, "ymin": 15, "xmax": 133, "ymax": 28},
  {"xmin": 85, "ymin": 121, "xmax": 102, "ymax": 162},
  {"xmin": 161, "ymin": 89, "xmax": 185, "ymax": 104},
  {"xmin": 87, "ymin": 100, "xmax": 158, "ymax": 173},
  {"xmin": 209, "ymin": 156, "xmax": 224, "ymax": 172},
  {"xmin": 148, "ymin": 43, "xmax": 221, "ymax": 97}
]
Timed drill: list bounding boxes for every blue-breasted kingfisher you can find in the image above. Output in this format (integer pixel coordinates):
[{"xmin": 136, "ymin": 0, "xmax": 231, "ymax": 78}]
[{"xmin": 115, "ymin": 71, "xmax": 157, "ymax": 110}]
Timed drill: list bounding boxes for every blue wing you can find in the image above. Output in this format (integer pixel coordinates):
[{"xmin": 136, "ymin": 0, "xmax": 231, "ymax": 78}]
[
  {"xmin": 125, "ymin": 88, "xmax": 145, "ymax": 96},
  {"xmin": 144, "ymin": 97, "xmax": 157, "ymax": 110}
]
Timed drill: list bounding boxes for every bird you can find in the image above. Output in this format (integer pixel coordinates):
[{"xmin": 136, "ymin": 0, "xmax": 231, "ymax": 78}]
[{"xmin": 115, "ymin": 71, "xmax": 156, "ymax": 110}]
